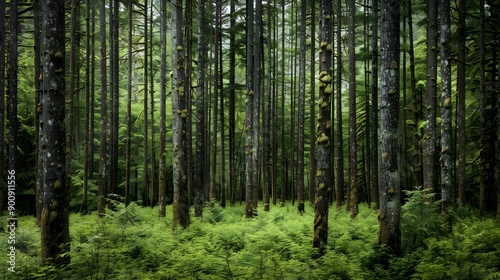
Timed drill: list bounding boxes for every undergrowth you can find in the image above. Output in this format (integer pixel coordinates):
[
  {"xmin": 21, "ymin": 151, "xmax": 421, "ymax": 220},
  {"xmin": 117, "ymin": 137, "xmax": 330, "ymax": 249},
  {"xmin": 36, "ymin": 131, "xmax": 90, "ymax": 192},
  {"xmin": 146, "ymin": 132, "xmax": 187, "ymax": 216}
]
[{"xmin": 1, "ymin": 197, "xmax": 499, "ymax": 279}]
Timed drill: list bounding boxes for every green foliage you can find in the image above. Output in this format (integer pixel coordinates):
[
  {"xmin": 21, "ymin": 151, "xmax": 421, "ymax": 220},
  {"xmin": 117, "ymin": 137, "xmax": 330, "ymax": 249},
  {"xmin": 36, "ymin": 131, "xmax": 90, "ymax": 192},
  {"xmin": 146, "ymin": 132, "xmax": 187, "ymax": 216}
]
[
  {"xmin": 2, "ymin": 203, "xmax": 500, "ymax": 279},
  {"xmin": 401, "ymin": 188, "xmax": 443, "ymax": 252}
]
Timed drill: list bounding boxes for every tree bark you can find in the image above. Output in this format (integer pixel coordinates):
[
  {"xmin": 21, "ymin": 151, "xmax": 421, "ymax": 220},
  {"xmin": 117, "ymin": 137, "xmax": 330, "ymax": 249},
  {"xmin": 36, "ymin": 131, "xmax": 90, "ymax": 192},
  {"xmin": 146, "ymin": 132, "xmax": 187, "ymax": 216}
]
[
  {"xmin": 456, "ymin": 0, "xmax": 466, "ymax": 204},
  {"xmin": 378, "ymin": 0, "xmax": 401, "ymax": 256},
  {"xmin": 195, "ymin": 0, "xmax": 207, "ymax": 217},
  {"xmin": 309, "ymin": 0, "xmax": 316, "ymax": 206},
  {"xmin": 245, "ymin": 0, "xmax": 255, "ymax": 218},
  {"xmin": 424, "ymin": 0, "xmax": 438, "ymax": 197},
  {"xmin": 158, "ymin": 0, "xmax": 167, "ymax": 216},
  {"xmin": 297, "ymin": 0, "xmax": 307, "ymax": 214},
  {"xmin": 336, "ymin": 0, "xmax": 345, "ymax": 210},
  {"xmin": 312, "ymin": 0, "xmax": 333, "ymax": 257},
  {"xmin": 371, "ymin": 0, "xmax": 379, "ymax": 208},
  {"xmin": 40, "ymin": 0, "xmax": 70, "ymax": 264},
  {"xmin": 97, "ymin": 0, "xmax": 108, "ymax": 217},
  {"xmin": 348, "ymin": 0, "xmax": 358, "ymax": 219},
  {"xmin": 172, "ymin": 0, "xmax": 190, "ymax": 229},
  {"xmin": 440, "ymin": 0, "xmax": 452, "ymax": 227}
]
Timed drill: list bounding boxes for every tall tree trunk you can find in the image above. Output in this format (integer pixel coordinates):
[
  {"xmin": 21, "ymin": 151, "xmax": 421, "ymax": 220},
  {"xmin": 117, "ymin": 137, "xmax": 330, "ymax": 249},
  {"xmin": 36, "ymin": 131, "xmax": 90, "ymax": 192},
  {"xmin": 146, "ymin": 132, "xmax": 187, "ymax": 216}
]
[
  {"xmin": 81, "ymin": 0, "xmax": 92, "ymax": 214},
  {"xmin": 378, "ymin": 0, "xmax": 401, "ymax": 256},
  {"xmin": 253, "ymin": 0, "xmax": 263, "ymax": 211},
  {"xmin": 210, "ymin": 1, "xmax": 220, "ymax": 202},
  {"xmin": 263, "ymin": 0, "xmax": 273, "ymax": 212},
  {"xmin": 312, "ymin": 0, "xmax": 333, "ymax": 258},
  {"xmin": 171, "ymin": 0, "xmax": 190, "ymax": 229},
  {"xmin": 348, "ymin": 0, "xmax": 358, "ymax": 218},
  {"xmin": 220, "ymin": 31, "xmax": 226, "ymax": 207},
  {"xmin": 335, "ymin": 0, "xmax": 345, "ymax": 209},
  {"xmin": 34, "ymin": 0, "xmax": 42, "ymax": 224},
  {"xmin": 66, "ymin": 0, "xmax": 77, "ymax": 217},
  {"xmin": 424, "ymin": 0, "xmax": 438, "ymax": 197},
  {"xmin": 109, "ymin": 0, "xmax": 119, "ymax": 197},
  {"xmin": 98, "ymin": 0, "xmax": 108, "ymax": 217},
  {"xmin": 371, "ymin": 0, "xmax": 379, "ymax": 208},
  {"xmin": 440, "ymin": 0, "xmax": 452, "ymax": 227},
  {"xmin": 408, "ymin": 0, "xmax": 422, "ymax": 189},
  {"xmin": 297, "ymin": 0, "xmax": 307, "ymax": 214},
  {"xmin": 280, "ymin": 0, "xmax": 286, "ymax": 207},
  {"xmin": 195, "ymin": 0, "xmax": 206, "ymax": 217},
  {"xmin": 245, "ymin": 0, "xmax": 255, "ymax": 218},
  {"xmin": 158, "ymin": 0, "xmax": 167, "ymax": 216},
  {"xmin": 185, "ymin": 0, "xmax": 193, "ymax": 209},
  {"xmin": 309, "ymin": 0, "xmax": 316, "ymax": 206},
  {"xmin": 40, "ymin": 0, "xmax": 70, "ymax": 264},
  {"xmin": 229, "ymin": 0, "xmax": 236, "ymax": 206},
  {"xmin": 456, "ymin": 0, "xmax": 466, "ymax": 204},
  {"xmin": 149, "ymin": 1, "xmax": 156, "ymax": 207},
  {"xmin": 142, "ymin": 0, "xmax": 149, "ymax": 206}
]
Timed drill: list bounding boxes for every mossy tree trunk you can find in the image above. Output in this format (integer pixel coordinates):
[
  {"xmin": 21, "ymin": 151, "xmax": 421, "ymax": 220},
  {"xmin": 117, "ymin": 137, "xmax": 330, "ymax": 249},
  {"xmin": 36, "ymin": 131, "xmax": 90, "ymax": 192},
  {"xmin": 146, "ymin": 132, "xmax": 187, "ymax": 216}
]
[
  {"xmin": 245, "ymin": 0, "xmax": 255, "ymax": 218},
  {"xmin": 456, "ymin": 0, "xmax": 466, "ymax": 204},
  {"xmin": 407, "ymin": 0, "xmax": 423, "ymax": 189},
  {"xmin": 308, "ymin": 0, "xmax": 316, "ymax": 207},
  {"xmin": 158, "ymin": 0, "xmax": 167, "ymax": 216},
  {"xmin": 40, "ymin": 0, "xmax": 70, "ymax": 264},
  {"xmin": 378, "ymin": 0, "xmax": 401, "ymax": 256},
  {"xmin": 81, "ymin": 0, "xmax": 92, "ymax": 214},
  {"xmin": 348, "ymin": 0, "xmax": 358, "ymax": 219},
  {"xmin": 210, "ymin": 0, "xmax": 220, "ymax": 202},
  {"xmin": 335, "ymin": 0, "xmax": 345, "ymax": 210},
  {"xmin": 97, "ymin": 0, "xmax": 108, "ymax": 217},
  {"xmin": 312, "ymin": 0, "xmax": 333, "ymax": 258},
  {"xmin": 229, "ymin": 0, "xmax": 236, "ymax": 206},
  {"xmin": 440, "ymin": 0, "xmax": 452, "ymax": 227},
  {"xmin": 297, "ymin": 0, "xmax": 306, "ymax": 214},
  {"xmin": 194, "ymin": 0, "xmax": 206, "ymax": 218},
  {"xmin": 171, "ymin": 0, "xmax": 190, "ymax": 229},
  {"xmin": 424, "ymin": 0, "xmax": 438, "ymax": 197}
]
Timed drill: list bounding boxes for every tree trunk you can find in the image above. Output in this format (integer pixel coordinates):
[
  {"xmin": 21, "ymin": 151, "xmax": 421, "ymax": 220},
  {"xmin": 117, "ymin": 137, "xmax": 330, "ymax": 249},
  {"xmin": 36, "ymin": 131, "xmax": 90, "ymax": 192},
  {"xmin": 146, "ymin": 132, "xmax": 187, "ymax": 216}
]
[
  {"xmin": 253, "ymin": 0, "xmax": 263, "ymax": 212},
  {"xmin": 348, "ymin": 0, "xmax": 358, "ymax": 218},
  {"xmin": 312, "ymin": 0, "xmax": 333, "ymax": 257},
  {"xmin": 229, "ymin": 0, "xmax": 236, "ymax": 206},
  {"xmin": 210, "ymin": 1, "xmax": 220, "ymax": 202},
  {"xmin": 280, "ymin": 0, "xmax": 286, "ymax": 207},
  {"xmin": 456, "ymin": 0, "xmax": 466, "ymax": 204},
  {"xmin": 142, "ymin": 0, "xmax": 149, "ymax": 207},
  {"xmin": 195, "ymin": 0, "xmax": 207, "ymax": 217},
  {"xmin": 297, "ymin": 0, "xmax": 307, "ymax": 214},
  {"xmin": 408, "ymin": 0, "xmax": 423, "ymax": 189},
  {"xmin": 35, "ymin": 0, "xmax": 43, "ymax": 224},
  {"xmin": 378, "ymin": 0, "xmax": 401, "ymax": 256},
  {"xmin": 424, "ymin": 0, "xmax": 438, "ymax": 197},
  {"xmin": 66, "ymin": 0, "xmax": 77, "ymax": 217},
  {"xmin": 440, "ymin": 0, "xmax": 452, "ymax": 227},
  {"xmin": 371, "ymin": 0, "xmax": 379, "ymax": 208},
  {"xmin": 98, "ymin": 0, "xmax": 108, "ymax": 217},
  {"xmin": 40, "ymin": 0, "xmax": 70, "ymax": 264},
  {"xmin": 336, "ymin": 0, "xmax": 345, "ymax": 210},
  {"xmin": 309, "ymin": 0, "xmax": 316, "ymax": 206},
  {"xmin": 263, "ymin": 0, "xmax": 273, "ymax": 212},
  {"xmin": 158, "ymin": 0, "xmax": 167, "ymax": 216},
  {"xmin": 245, "ymin": 0, "xmax": 255, "ymax": 218},
  {"xmin": 109, "ymin": 0, "xmax": 119, "ymax": 197},
  {"xmin": 171, "ymin": 0, "xmax": 190, "ymax": 229},
  {"xmin": 81, "ymin": 0, "xmax": 92, "ymax": 214}
]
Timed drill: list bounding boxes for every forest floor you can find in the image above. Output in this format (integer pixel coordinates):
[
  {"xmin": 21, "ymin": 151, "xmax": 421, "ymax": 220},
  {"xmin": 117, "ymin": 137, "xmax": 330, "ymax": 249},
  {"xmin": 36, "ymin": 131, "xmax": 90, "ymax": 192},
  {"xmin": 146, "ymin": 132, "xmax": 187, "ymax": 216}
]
[{"xmin": 1, "ymin": 197, "xmax": 500, "ymax": 279}]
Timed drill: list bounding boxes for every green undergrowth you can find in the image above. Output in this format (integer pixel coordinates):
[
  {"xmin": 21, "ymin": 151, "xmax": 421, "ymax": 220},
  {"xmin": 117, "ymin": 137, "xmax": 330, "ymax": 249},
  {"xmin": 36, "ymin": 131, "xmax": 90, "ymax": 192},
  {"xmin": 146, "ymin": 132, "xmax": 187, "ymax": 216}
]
[{"xmin": 1, "ymin": 199, "xmax": 499, "ymax": 279}]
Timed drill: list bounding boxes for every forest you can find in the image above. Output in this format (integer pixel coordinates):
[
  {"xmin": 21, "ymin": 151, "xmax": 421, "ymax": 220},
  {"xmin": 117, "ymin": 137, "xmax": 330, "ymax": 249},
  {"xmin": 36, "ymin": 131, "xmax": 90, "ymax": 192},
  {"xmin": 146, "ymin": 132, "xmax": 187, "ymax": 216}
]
[{"xmin": 1, "ymin": 0, "xmax": 500, "ymax": 278}]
